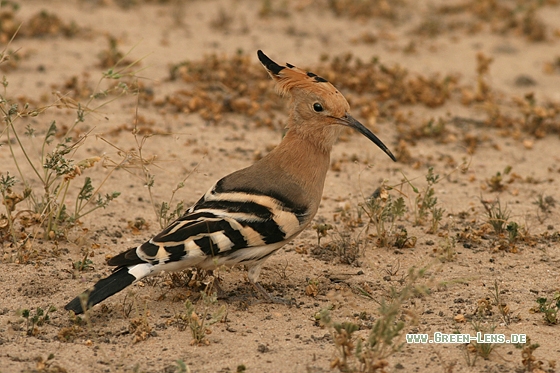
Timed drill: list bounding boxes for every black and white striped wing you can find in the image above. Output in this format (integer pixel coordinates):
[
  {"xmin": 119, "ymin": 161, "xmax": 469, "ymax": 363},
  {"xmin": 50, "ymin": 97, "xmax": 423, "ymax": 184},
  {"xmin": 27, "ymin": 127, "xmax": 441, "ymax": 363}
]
[{"xmin": 133, "ymin": 181, "xmax": 309, "ymax": 266}]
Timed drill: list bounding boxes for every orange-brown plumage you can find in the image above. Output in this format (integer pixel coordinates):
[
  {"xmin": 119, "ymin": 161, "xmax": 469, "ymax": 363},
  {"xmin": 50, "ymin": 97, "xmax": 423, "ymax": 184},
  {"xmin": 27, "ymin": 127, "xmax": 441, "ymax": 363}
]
[{"xmin": 64, "ymin": 50, "xmax": 396, "ymax": 314}]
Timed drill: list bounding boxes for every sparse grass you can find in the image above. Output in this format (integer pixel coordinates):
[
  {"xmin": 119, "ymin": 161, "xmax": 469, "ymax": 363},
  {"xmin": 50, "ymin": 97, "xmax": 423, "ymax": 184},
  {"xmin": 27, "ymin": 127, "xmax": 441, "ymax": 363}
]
[
  {"xmin": 481, "ymin": 198, "xmax": 510, "ymax": 235},
  {"xmin": 534, "ymin": 193, "xmax": 556, "ymax": 223},
  {"xmin": 3, "ymin": 7, "xmax": 560, "ymax": 373},
  {"xmin": 468, "ymin": 320, "xmax": 497, "ymax": 360},
  {"xmin": 488, "ymin": 280, "xmax": 512, "ymax": 325},
  {"xmin": 0, "ymin": 39, "xmax": 146, "ymax": 246},
  {"xmin": 97, "ymin": 35, "xmax": 133, "ymax": 69},
  {"xmin": 31, "ymin": 353, "xmax": 67, "ymax": 373},
  {"xmin": 516, "ymin": 92, "xmax": 559, "ymax": 137},
  {"xmin": 506, "ymin": 221, "xmax": 519, "ymax": 244},
  {"xmin": 436, "ymin": 1, "xmax": 549, "ymax": 41},
  {"xmin": 324, "ymin": 0, "xmax": 405, "ymax": 20},
  {"xmin": 328, "ymin": 227, "xmax": 364, "ymax": 266},
  {"xmin": 98, "ymin": 114, "xmax": 198, "ymax": 229},
  {"xmin": 320, "ymin": 267, "xmax": 426, "ymax": 372},
  {"xmin": 0, "ymin": 171, "xmax": 26, "ymax": 243}
]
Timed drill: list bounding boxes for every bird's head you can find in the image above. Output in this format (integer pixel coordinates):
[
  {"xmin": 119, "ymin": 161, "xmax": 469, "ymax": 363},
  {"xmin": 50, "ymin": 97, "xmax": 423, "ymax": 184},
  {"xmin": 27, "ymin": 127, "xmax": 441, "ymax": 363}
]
[{"xmin": 257, "ymin": 50, "xmax": 396, "ymax": 161}]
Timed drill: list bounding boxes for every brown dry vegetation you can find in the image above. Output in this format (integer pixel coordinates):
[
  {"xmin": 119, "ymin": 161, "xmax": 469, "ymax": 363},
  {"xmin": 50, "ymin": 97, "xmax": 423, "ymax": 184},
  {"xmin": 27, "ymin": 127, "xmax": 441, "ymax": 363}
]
[{"xmin": 1, "ymin": 0, "xmax": 560, "ymax": 372}]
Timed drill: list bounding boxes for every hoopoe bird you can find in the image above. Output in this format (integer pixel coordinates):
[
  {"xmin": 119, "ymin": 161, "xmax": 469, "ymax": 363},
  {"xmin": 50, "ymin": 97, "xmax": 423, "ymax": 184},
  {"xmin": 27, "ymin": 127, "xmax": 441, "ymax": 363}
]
[{"xmin": 65, "ymin": 50, "xmax": 396, "ymax": 314}]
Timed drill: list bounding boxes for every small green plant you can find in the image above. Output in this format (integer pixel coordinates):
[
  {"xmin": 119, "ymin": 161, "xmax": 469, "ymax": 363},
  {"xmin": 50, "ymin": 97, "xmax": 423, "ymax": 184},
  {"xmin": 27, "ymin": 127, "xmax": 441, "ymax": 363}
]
[
  {"xmin": 0, "ymin": 171, "xmax": 30, "ymax": 243},
  {"xmin": 20, "ymin": 305, "xmax": 56, "ymax": 336},
  {"xmin": 393, "ymin": 227, "xmax": 416, "ymax": 249},
  {"xmin": 157, "ymin": 198, "xmax": 185, "ymax": 228},
  {"xmin": 489, "ymin": 280, "xmax": 511, "ymax": 325},
  {"xmin": 127, "ymin": 300, "xmax": 153, "ymax": 344},
  {"xmin": 481, "ymin": 198, "xmax": 510, "ymax": 234},
  {"xmin": 174, "ymin": 291, "xmax": 227, "ymax": 345},
  {"xmin": 420, "ymin": 117, "xmax": 446, "ymax": 138},
  {"xmin": 328, "ymin": 227, "xmax": 364, "ymax": 265},
  {"xmin": 469, "ymin": 320, "xmax": 497, "ymax": 360},
  {"xmin": 506, "ymin": 221, "xmax": 519, "ymax": 243},
  {"xmin": 533, "ymin": 193, "xmax": 555, "ymax": 213},
  {"xmin": 321, "ymin": 308, "xmax": 397, "ymax": 373},
  {"xmin": 361, "ymin": 184, "xmax": 407, "ymax": 247},
  {"xmin": 174, "ymin": 359, "xmax": 188, "ymax": 373},
  {"xmin": 33, "ymin": 353, "xmax": 66, "ymax": 372},
  {"xmin": 72, "ymin": 249, "xmax": 94, "ymax": 272},
  {"xmin": 486, "ymin": 165, "xmax": 511, "ymax": 192},
  {"xmin": 533, "ymin": 193, "xmax": 555, "ymax": 223},
  {"xmin": 312, "ymin": 222, "xmax": 333, "ymax": 246},
  {"xmin": 436, "ymin": 235, "xmax": 456, "ymax": 262},
  {"xmin": 534, "ymin": 292, "xmax": 560, "ymax": 325},
  {"xmin": 430, "ymin": 205, "xmax": 445, "ymax": 234},
  {"xmin": 404, "ymin": 167, "xmax": 444, "ymax": 232},
  {"xmin": 516, "ymin": 337, "xmax": 544, "ymax": 372}
]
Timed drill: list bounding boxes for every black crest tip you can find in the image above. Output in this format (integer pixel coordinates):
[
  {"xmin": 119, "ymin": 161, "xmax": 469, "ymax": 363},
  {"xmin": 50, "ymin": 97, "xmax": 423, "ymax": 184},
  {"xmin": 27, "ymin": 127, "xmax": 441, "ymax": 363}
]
[
  {"xmin": 257, "ymin": 50, "xmax": 285, "ymax": 75},
  {"xmin": 307, "ymin": 71, "xmax": 328, "ymax": 83}
]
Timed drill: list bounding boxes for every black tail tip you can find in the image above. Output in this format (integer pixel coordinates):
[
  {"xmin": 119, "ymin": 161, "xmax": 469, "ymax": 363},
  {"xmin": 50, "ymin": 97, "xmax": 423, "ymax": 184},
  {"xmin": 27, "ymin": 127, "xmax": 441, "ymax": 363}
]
[
  {"xmin": 64, "ymin": 296, "xmax": 87, "ymax": 315},
  {"xmin": 63, "ymin": 266, "xmax": 137, "ymax": 315}
]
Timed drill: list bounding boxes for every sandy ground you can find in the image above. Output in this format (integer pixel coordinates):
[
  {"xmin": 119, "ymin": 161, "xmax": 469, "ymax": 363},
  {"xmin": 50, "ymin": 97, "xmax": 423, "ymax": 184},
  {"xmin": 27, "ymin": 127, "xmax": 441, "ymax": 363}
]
[{"xmin": 1, "ymin": 0, "xmax": 560, "ymax": 372}]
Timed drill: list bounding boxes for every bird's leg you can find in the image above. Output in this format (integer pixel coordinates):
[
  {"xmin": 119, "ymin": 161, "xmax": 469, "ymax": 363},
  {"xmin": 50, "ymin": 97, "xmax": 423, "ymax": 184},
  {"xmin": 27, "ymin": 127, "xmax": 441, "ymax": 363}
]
[
  {"xmin": 205, "ymin": 275, "xmax": 228, "ymax": 299},
  {"xmin": 250, "ymin": 281, "xmax": 293, "ymax": 305},
  {"xmin": 247, "ymin": 262, "xmax": 293, "ymax": 305}
]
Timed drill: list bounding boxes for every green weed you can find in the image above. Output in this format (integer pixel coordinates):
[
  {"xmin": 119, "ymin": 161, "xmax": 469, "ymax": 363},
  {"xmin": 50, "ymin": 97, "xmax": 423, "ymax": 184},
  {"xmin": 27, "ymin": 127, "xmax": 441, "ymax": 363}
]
[
  {"xmin": 72, "ymin": 249, "xmax": 94, "ymax": 272},
  {"xmin": 404, "ymin": 167, "xmax": 444, "ymax": 232},
  {"xmin": 486, "ymin": 166, "xmax": 511, "ymax": 192},
  {"xmin": 533, "ymin": 292, "xmax": 560, "ymax": 325},
  {"xmin": 20, "ymin": 305, "xmax": 56, "ymax": 336},
  {"xmin": 174, "ymin": 291, "xmax": 227, "ymax": 345},
  {"xmin": 320, "ymin": 267, "xmax": 426, "ymax": 372},
  {"xmin": 0, "ymin": 41, "xmax": 145, "ymax": 243},
  {"xmin": 533, "ymin": 193, "xmax": 555, "ymax": 223},
  {"xmin": 435, "ymin": 235, "xmax": 456, "ymax": 262},
  {"xmin": 481, "ymin": 198, "xmax": 510, "ymax": 234},
  {"xmin": 506, "ymin": 221, "xmax": 519, "ymax": 243},
  {"xmin": 361, "ymin": 184, "xmax": 407, "ymax": 247},
  {"xmin": 313, "ymin": 223, "xmax": 334, "ymax": 246}
]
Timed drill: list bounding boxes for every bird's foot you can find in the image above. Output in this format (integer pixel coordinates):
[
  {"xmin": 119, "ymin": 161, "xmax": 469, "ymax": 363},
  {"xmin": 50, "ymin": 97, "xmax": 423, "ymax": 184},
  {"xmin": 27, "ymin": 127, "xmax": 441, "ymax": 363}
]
[
  {"xmin": 251, "ymin": 282, "xmax": 294, "ymax": 306},
  {"xmin": 205, "ymin": 276, "xmax": 228, "ymax": 300}
]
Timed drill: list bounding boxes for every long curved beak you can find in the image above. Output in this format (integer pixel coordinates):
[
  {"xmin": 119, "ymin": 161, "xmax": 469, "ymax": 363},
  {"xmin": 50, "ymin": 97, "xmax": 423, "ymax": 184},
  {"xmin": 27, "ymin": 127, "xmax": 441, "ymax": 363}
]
[{"xmin": 339, "ymin": 113, "xmax": 396, "ymax": 162}]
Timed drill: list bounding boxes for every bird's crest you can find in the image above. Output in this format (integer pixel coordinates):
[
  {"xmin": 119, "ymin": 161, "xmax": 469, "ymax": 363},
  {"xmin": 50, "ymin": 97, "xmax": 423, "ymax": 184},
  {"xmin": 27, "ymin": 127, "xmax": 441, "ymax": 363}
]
[{"xmin": 257, "ymin": 50, "xmax": 338, "ymax": 98}]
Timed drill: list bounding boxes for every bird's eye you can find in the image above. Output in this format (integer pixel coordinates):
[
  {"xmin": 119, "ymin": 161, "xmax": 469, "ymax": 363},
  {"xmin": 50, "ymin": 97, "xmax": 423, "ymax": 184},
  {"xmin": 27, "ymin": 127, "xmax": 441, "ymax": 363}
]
[{"xmin": 313, "ymin": 103, "xmax": 324, "ymax": 112}]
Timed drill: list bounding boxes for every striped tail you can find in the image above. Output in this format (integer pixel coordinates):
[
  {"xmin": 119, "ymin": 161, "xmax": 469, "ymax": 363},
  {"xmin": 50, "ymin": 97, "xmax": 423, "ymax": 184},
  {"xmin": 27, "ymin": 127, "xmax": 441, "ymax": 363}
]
[{"xmin": 64, "ymin": 263, "xmax": 152, "ymax": 314}]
